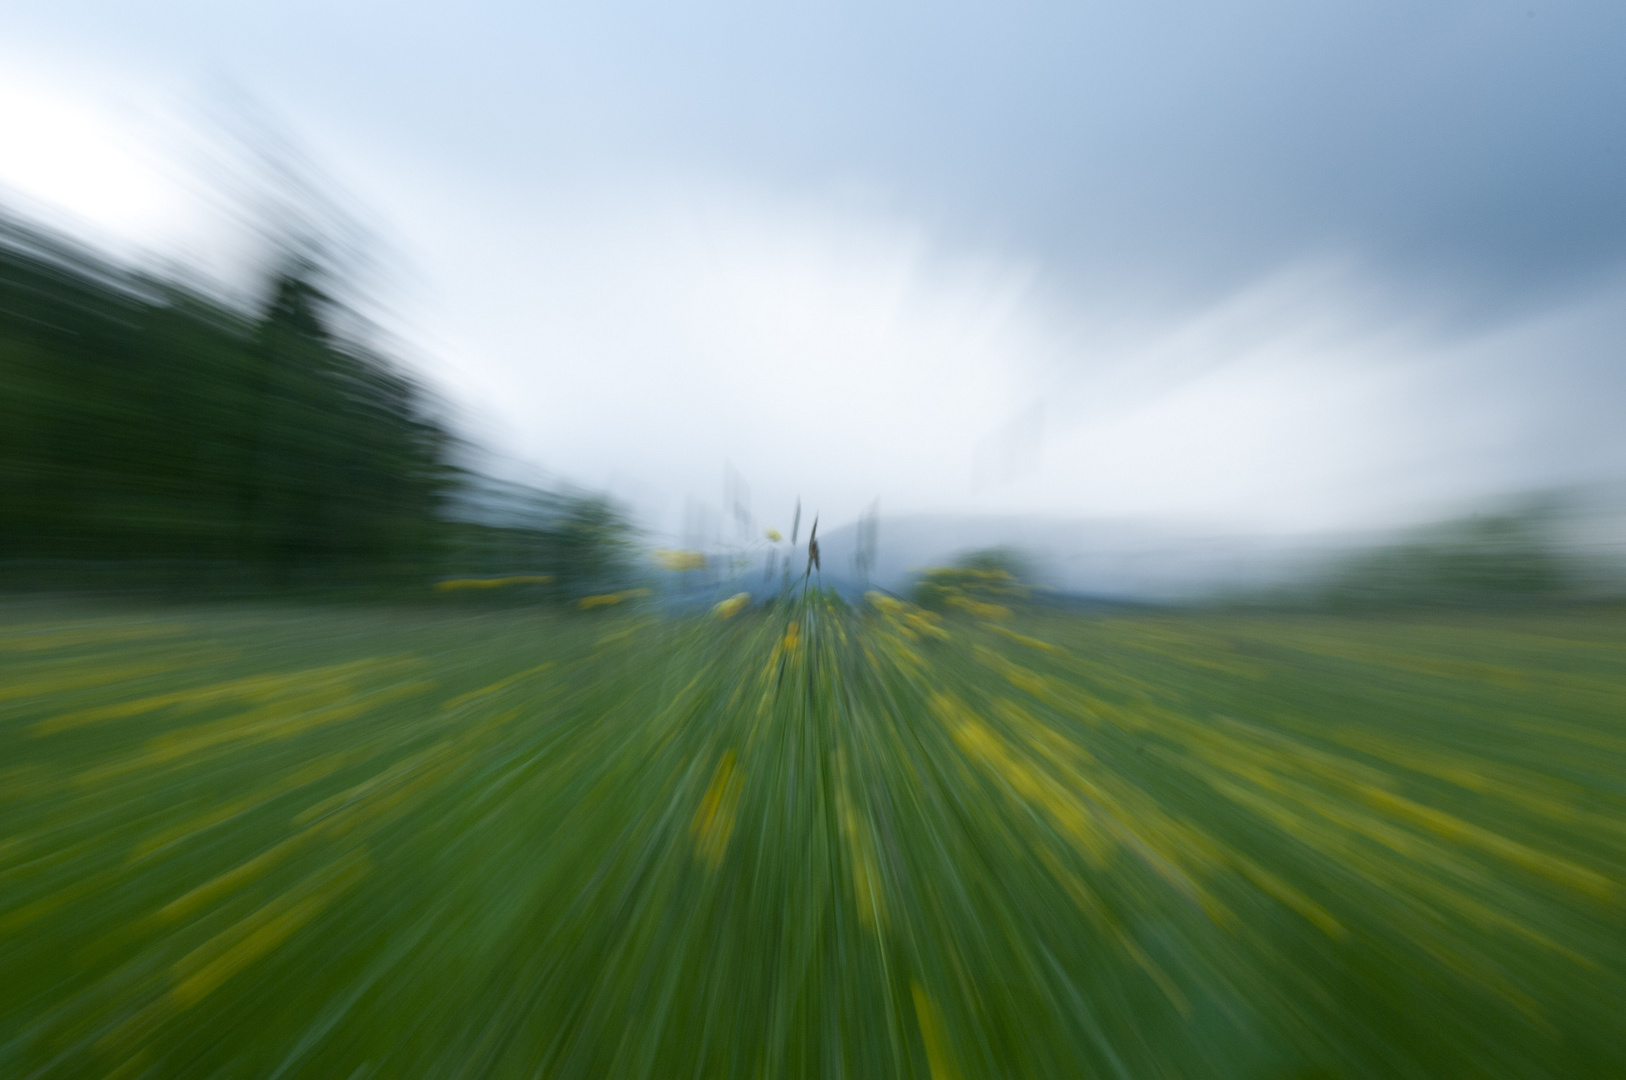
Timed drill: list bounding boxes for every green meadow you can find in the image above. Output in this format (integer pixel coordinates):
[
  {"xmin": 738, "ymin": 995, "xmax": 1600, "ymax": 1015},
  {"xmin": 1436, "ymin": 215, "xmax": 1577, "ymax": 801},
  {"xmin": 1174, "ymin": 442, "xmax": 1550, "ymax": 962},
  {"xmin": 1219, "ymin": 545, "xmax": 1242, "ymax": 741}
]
[{"xmin": 1, "ymin": 596, "xmax": 1622, "ymax": 1079}]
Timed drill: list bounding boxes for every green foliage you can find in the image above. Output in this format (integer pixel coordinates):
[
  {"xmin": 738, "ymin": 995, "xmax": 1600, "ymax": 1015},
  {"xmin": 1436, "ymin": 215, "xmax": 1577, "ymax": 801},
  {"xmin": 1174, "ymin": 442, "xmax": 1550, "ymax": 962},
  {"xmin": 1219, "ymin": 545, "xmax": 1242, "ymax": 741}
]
[
  {"xmin": 1, "ymin": 598, "xmax": 1622, "ymax": 1077},
  {"xmin": 1299, "ymin": 510, "xmax": 1573, "ymax": 610},
  {"xmin": 1330, "ymin": 514, "xmax": 1564, "ymax": 603},
  {"xmin": 546, "ymin": 492, "xmax": 639, "ymax": 594},
  {"xmin": 0, "ymin": 210, "xmax": 637, "ymax": 601},
  {"xmin": 435, "ymin": 491, "xmax": 640, "ymax": 601},
  {"xmin": 0, "ymin": 214, "xmax": 451, "ymax": 585},
  {"xmin": 909, "ymin": 546, "xmax": 1033, "ymax": 617}
]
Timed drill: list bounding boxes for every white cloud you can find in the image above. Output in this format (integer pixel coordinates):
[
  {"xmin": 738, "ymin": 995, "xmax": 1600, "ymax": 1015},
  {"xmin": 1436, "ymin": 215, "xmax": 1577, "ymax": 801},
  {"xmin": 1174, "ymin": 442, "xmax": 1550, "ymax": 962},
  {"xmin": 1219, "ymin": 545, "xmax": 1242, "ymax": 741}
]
[
  {"xmin": 393, "ymin": 184, "xmax": 1586, "ymax": 538},
  {"xmin": 383, "ymin": 180, "xmax": 1049, "ymax": 534},
  {"xmin": 3, "ymin": 66, "xmax": 1621, "ymax": 543}
]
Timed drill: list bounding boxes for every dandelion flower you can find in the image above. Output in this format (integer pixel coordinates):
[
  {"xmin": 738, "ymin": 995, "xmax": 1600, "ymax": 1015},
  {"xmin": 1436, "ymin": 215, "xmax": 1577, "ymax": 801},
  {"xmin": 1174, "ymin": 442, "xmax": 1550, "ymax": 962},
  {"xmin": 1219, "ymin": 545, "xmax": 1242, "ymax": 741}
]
[{"xmin": 654, "ymin": 549, "xmax": 707, "ymax": 572}]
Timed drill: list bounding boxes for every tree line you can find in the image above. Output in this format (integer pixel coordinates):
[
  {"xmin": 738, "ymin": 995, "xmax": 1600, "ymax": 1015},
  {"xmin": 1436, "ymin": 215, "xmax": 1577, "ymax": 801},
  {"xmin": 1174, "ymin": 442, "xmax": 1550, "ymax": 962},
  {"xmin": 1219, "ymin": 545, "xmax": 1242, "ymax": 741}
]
[{"xmin": 0, "ymin": 210, "xmax": 631, "ymax": 597}]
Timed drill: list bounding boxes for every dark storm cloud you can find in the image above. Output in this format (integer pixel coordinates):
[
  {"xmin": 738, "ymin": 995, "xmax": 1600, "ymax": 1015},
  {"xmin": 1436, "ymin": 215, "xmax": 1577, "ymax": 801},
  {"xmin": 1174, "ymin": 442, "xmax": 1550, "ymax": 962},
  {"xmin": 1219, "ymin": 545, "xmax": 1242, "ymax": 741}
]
[
  {"xmin": 11, "ymin": 0, "xmax": 1623, "ymax": 312},
  {"xmin": 643, "ymin": 0, "xmax": 1626, "ymax": 310}
]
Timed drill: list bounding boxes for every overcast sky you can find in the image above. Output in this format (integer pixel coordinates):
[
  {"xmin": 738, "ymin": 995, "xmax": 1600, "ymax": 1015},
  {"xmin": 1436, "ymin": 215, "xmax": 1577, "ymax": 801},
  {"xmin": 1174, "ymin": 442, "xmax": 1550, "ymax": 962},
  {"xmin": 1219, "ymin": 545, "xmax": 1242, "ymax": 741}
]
[{"xmin": 2, "ymin": 0, "xmax": 1623, "ymax": 540}]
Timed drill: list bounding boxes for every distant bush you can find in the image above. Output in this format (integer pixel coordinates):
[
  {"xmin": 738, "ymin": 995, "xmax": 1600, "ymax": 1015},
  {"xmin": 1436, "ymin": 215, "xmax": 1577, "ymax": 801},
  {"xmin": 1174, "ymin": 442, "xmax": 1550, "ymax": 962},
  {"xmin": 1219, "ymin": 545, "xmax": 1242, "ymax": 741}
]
[
  {"xmin": 909, "ymin": 547, "xmax": 1034, "ymax": 619},
  {"xmin": 436, "ymin": 490, "xmax": 641, "ymax": 603},
  {"xmin": 1315, "ymin": 512, "xmax": 1571, "ymax": 610}
]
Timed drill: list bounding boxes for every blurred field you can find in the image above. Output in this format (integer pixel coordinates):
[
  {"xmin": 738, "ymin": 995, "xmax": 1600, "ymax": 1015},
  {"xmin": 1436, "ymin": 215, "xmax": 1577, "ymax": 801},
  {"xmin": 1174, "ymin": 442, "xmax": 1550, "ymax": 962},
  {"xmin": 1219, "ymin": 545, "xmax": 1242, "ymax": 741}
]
[{"xmin": 2, "ymin": 597, "xmax": 1623, "ymax": 1079}]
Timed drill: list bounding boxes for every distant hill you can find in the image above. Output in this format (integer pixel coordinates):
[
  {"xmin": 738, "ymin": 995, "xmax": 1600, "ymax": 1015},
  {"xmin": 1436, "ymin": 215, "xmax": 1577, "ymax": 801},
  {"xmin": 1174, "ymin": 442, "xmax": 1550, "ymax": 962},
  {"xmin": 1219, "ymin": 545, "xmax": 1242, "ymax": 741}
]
[
  {"xmin": 812, "ymin": 513, "xmax": 1368, "ymax": 602},
  {"xmin": 810, "ymin": 485, "xmax": 1626, "ymax": 606}
]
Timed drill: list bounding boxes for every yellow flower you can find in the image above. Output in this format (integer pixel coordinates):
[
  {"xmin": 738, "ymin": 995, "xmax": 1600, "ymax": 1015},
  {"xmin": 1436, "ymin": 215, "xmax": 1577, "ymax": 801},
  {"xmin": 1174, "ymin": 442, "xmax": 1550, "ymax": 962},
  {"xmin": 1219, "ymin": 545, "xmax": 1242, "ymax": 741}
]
[
  {"xmin": 434, "ymin": 575, "xmax": 552, "ymax": 591},
  {"xmin": 578, "ymin": 588, "xmax": 649, "ymax": 610},
  {"xmin": 911, "ymin": 983, "xmax": 963, "ymax": 1080},
  {"xmin": 692, "ymin": 751, "xmax": 744, "ymax": 868},
  {"xmin": 946, "ymin": 595, "xmax": 1012, "ymax": 620},
  {"xmin": 905, "ymin": 612, "xmax": 950, "ymax": 640},
  {"xmin": 653, "ymin": 549, "xmax": 707, "ymax": 572},
  {"xmin": 764, "ymin": 528, "xmax": 783, "ymax": 542},
  {"xmin": 713, "ymin": 592, "xmax": 750, "ymax": 618},
  {"xmin": 784, "ymin": 621, "xmax": 800, "ymax": 649}
]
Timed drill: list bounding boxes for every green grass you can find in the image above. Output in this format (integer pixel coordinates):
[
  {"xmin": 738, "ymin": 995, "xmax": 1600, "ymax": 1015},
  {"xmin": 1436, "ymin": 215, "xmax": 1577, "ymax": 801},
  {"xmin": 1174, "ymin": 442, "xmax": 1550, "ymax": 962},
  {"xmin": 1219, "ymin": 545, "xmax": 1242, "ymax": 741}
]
[{"xmin": 1, "ymin": 595, "xmax": 1623, "ymax": 1079}]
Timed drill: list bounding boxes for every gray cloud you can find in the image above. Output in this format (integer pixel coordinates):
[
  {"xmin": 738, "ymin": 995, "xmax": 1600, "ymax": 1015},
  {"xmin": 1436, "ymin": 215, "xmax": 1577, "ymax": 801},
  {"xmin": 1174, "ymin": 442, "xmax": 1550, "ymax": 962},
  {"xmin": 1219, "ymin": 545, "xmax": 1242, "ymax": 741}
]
[
  {"xmin": 10, "ymin": 0, "xmax": 1623, "ymax": 306},
  {"xmin": 3, "ymin": 0, "xmax": 1623, "ymax": 539}
]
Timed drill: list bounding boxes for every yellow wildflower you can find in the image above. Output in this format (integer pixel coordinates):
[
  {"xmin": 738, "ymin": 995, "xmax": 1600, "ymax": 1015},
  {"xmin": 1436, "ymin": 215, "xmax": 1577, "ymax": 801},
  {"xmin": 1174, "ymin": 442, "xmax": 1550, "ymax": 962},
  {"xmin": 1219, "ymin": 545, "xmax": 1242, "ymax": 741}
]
[
  {"xmin": 905, "ymin": 612, "xmax": 950, "ymax": 640},
  {"xmin": 911, "ymin": 983, "xmax": 962, "ymax": 1080},
  {"xmin": 764, "ymin": 528, "xmax": 782, "ymax": 542},
  {"xmin": 653, "ymin": 549, "xmax": 707, "ymax": 572},
  {"xmin": 692, "ymin": 751, "xmax": 744, "ymax": 868},
  {"xmin": 578, "ymin": 589, "xmax": 649, "ymax": 610},
  {"xmin": 713, "ymin": 592, "xmax": 751, "ymax": 618},
  {"xmin": 866, "ymin": 591, "xmax": 904, "ymax": 614},
  {"xmin": 946, "ymin": 595, "xmax": 1012, "ymax": 620},
  {"xmin": 433, "ymin": 575, "xmax": 552, "ymax": 591},
  {"xmin": 838, "ymin": 787, "xmax": 887, "ymax": 931}
]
